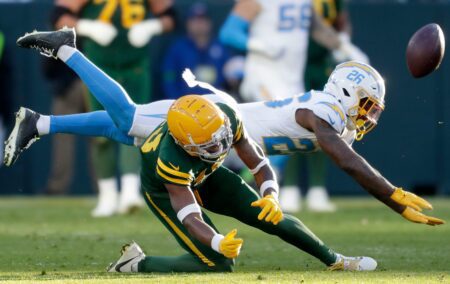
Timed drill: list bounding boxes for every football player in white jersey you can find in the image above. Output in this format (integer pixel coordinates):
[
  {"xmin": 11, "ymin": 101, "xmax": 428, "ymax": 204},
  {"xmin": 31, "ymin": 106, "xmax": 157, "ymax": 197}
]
[
  {"xmin": 5, "ymin": 30, "xmax": 444, "ymax": 229},
  {"xmin": 219, "ymin": 0, "xmax": 368, "ymax": 102},
  {"xmin": 219, "ymin": 0, "xmax": 369, "ymax": 212}
]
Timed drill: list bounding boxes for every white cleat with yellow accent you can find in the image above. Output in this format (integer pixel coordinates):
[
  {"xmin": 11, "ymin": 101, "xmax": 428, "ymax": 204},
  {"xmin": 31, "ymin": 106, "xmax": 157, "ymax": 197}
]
[
  {"xmin": 107, "ymin": 242, "xmax": 145, "ymax": 273},
  {"xmin": 329, "ymin": 254, "xmax": 377, "ymax": 271}
]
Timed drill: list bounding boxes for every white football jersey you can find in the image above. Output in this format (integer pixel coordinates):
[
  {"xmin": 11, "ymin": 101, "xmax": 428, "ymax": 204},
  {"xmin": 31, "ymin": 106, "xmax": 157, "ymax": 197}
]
[
  {"xmin": 237, "ymin": 91, "xmax": 355, "ymax": 155},
  {"xmin": 130, "ymin": 92, "xmax": 355, "ymax": 154},
  {"xmin": 240, "ymin": 0, "xmax": 312, "ymax": 101}
]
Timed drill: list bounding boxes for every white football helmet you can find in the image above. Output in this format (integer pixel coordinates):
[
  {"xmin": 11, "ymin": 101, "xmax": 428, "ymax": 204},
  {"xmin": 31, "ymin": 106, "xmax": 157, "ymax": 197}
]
[{"xmin": 324, "ymin": 61, "xmax": 385, "ymax": 140}]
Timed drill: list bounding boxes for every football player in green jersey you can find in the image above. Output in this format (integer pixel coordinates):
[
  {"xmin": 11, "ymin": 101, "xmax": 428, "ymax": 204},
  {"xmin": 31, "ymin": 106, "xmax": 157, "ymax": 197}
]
[
  {"xmin": 51, "ymin": 0, "xmax": 176, "ymax": 217},
  {"xmin": 8, "ymin": 28, "xmax": 383, "ymax": 273}
]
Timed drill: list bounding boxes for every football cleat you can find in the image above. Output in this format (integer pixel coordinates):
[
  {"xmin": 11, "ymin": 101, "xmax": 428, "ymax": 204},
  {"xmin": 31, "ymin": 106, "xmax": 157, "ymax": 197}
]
[
  {"xmin": 107, "ymin": 242, "xmax": 146, "ymax": 273},
  {"xmin": 328, "ymin": 254, "xmax": 377, "ymax": 271},
  {"xmin": 16, "ymin": 27, "xmax": 76, "ymax": 59},
  {"xmin": 4, "ymin": 107, "xmax": 40, "ymax": 167}
]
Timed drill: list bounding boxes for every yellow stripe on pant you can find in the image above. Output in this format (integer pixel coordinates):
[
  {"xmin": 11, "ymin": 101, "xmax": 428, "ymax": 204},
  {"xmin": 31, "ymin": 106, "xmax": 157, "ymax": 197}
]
[{"xmin": 144, "ymin": 192, "xmax": 216, "ymax": 267}]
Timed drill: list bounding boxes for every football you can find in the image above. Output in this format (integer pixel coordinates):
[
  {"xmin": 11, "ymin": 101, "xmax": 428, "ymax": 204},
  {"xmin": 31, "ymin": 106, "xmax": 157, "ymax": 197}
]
[{"xmin": 406, "ymin": 23, "xmax": 445, "ymax": 78}]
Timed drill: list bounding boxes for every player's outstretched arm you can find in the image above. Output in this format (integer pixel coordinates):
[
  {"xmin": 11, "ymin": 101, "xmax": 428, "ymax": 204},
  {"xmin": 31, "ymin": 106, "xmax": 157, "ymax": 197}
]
[
  {"xmin": 298, "ymin": 109, "xmax": 444, "ymax": 226},
  {"xmin": 234, "ymin": 133, "xmax": 283, "ymax": 225},
  {"xmin": 165, "ymin": 184, "xmax": 243, "ymax": 258},
  {"xmin": 310, "ymin": 12, "xmax": 368, "ymax": 63}
]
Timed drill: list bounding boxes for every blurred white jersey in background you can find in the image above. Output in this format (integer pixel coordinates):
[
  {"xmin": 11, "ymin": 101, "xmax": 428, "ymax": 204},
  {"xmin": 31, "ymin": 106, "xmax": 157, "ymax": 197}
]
[{"xmin": 241, "ymin": 0, "xmax": 312, "ymax": 102}]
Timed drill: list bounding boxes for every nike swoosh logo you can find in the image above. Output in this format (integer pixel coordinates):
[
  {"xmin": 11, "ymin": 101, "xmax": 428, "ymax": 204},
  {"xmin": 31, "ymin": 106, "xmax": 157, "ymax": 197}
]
[
  {"xmin": 115, "ymin": 256, "xmax": 139, "ymax": 272},
  {"xmin": 169, "ymin": 162, "xmax": 180, "ymax": 171},
  {"xmin": 139, "ymin": 114, "xmax": 167, "ymax": 119}
]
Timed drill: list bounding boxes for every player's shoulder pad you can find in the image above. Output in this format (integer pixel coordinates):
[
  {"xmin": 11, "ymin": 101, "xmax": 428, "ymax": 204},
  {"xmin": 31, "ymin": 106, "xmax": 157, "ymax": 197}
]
[
  {"xmin": 309, "ymin": 91, "xmax": 347, "ymax": 134},
  {"xmin": 216, "ymin": 102, "xmax": 244, "ymax": 143},
  {"xmin": 156, "ymin": 138, "xmax": 195, "ymax": 186}
]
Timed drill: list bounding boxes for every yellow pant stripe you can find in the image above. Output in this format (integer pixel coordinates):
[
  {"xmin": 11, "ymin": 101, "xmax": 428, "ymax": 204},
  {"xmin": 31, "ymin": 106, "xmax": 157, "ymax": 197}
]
[
  {"xmin": 193, "ymin": 189, "xmax": 204, "ymax": 207},
  {"xmin": 144, "ymin": 192, "xmax": 216, "ymax": 267},
  {"xmin": 156, "ymin": 166, "xmax": 191, "ymax": 186}
]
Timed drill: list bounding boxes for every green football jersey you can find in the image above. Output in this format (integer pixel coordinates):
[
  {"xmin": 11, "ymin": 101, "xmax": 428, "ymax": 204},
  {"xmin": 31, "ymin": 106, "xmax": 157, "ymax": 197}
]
[
  {"xmin": 80, "ymin": 0, "xmax": 150, "ymax": 67},
  {"xmin": 307, "ymin": 0, "xmax": 344, "ymax": 62},
  {"xmin": 140, "ymin": 103, "xmax": 244, "ymax": 194}
]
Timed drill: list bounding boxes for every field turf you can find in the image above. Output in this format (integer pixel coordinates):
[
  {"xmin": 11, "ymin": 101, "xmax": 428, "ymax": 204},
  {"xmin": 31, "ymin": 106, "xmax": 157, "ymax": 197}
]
[{"xmin": 0, "ymin": 197, "xmax": 449, "ymax": 283}]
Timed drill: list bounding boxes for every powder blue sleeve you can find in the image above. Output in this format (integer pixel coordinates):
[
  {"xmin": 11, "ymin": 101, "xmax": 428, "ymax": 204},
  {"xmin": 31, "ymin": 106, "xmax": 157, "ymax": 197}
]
[
  {"xmin": 50, "ymin": 111, "xmax": 135, "ymax": 146},
  {"xmin": 219, "ymin": 14, "xmax": 250, "ymax": 51}
]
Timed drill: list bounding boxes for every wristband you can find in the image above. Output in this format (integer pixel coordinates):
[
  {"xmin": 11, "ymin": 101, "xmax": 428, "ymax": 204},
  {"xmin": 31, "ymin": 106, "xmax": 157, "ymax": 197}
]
[
  {"xmin": 260, "ymin": 180, "xmax": 279, "ymax": 199},
  {"xmin": 211, "ymin": 233, "xmax": 225, "ymax": 253}
]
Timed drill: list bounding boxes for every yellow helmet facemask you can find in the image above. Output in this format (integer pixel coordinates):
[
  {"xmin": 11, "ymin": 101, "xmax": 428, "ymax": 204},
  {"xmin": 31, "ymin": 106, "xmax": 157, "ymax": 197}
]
[
  {"xmin": 350, "ymin": 89, "xmax": 385, "ymax": 141},
  {"xmin": 182, "ymin": 119, "xmax": 233, "ymax": 162}
]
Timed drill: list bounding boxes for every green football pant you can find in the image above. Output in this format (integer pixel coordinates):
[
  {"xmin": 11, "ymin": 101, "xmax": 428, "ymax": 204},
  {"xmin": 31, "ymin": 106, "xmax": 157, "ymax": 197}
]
[
  {"xmin": 283, "ymin": 152, "xmax": 328, "ymax": 187},
  {"xmin": 138, "ymin": 167, "xmax": 337, "ymax": 273},
  {"xmin": 87, "ymin": 60, "xmax": 151, "ymax": 178}
]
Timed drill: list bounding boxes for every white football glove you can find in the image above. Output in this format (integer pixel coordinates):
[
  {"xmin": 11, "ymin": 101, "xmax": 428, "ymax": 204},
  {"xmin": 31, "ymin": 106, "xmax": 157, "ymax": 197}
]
[
  {"xmin": 333, "ymin": 33, "xmax": 369, "ymax": 64},
  {"xmin": 247, "ymin": 38, "xmax": 285, "ymax": 59},
  {"xmin": 128, "ymin": 19, "xmax": 163, "ymax": 48},
  {"xmin": 76, "ymin": 19, "xmax": 117, "ymax": 46}
]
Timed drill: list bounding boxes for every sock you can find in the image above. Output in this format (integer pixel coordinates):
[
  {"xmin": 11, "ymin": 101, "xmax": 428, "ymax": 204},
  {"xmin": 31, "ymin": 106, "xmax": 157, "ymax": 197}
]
[
  {"xmin": 57, "ymin": 45, "xmax": 77, "ymax": 62},
  {"xmin": 49, "ymin": 111, "xmax": 134, "ymax": 145},
  {"xmin": 36, "ymin": 115, "xmax": 50, "ymax": 135}
]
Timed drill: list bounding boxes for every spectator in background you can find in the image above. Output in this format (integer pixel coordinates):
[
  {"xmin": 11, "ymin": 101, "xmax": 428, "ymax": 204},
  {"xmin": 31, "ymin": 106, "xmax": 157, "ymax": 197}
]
[
  {"xmin": 52, "ymin": 0, "xmax": 176, "ymax": 217},
  {"xmin": 162, "ymin": 3, "xmax": 230, "ymax": 99},
  {"xmin": 42, "ymin": 56, "xmax": 94, "ymax": 194},
  {"xmin": 0, "ymin": 30, "xmax": 12, "ymax": 165},
  {"xmin": 283, "ymin": 0, "xmax": 356, "ymax": 212}
]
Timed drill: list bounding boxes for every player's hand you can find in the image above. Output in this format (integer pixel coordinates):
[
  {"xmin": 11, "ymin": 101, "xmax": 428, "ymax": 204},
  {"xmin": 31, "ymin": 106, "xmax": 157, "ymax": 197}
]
[
  {"xmin": 219, "ymin": 229, "xmax": 243, "ymax": 259},
  {"xmin": 334, "ymin": 33, "xmax": 369, "ymax": 64},
  {"xmin": 390, "ymin": 187, "xmax": 432, "ymax": 211},
  {"xmin": 391, "ymin": 187, "xmax": 444, "ymax": 226},
  {"xmin": 251, "ymin": 194, "xmax": 283, "ymax": 225},
  {"xmin": 247, "ymin": 38, "xmax": 285, "ymax": 59},
  {"xmin": 128, "ymin": 19, "xmax": 163, "ymax": 48},
  {"xmin": 76, "ymin": 19, "xmax": 117, "ymax": 46},
  {"xmin": 401, "ymin": 207, "xmax": 444, "ymax": 226}
]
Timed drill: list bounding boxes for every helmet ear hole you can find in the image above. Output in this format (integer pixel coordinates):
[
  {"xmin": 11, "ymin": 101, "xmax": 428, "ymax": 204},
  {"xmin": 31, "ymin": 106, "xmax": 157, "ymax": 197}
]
[{"xmin": 342, "ymin": 88, "xmax": 351, "ymax": 97}]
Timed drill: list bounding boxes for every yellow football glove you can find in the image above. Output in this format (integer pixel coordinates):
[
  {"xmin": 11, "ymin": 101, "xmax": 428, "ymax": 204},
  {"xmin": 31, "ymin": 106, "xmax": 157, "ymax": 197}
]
[
  {"xmin": 391, "ymin": 187, "xmax": 444, "ymax": 226},
  {"xmin": 401, "ymin": 207, "xmax": 445, "ymax": 226},
  {"xmin": 251, "ymin": 194, "xmax": 284, "ymax": 225},
  {"xmin": 219, "ymin": 229, "xmax": 244, "ymax": 259},
  {"xmin": 390, "ymin": 187, "xmax": 432, "ymax": 211}
]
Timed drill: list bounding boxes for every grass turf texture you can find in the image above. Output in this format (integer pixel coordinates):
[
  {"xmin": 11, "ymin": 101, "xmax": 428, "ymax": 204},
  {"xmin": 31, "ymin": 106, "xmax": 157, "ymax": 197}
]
[{"xmin": 0, "ymin": 197, "xmax": 448, "ymax": 283}]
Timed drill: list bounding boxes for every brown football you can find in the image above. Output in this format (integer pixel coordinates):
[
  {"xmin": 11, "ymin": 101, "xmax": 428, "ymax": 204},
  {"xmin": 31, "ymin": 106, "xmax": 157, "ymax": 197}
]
[{"xmin": 406, "ymin": 23, "xmax": 445, "ymax": 78}]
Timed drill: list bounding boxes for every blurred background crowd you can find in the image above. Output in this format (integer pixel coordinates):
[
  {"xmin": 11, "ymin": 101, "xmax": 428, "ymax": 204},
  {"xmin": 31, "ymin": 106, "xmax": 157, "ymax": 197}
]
[{"xmin": 0, "ymin": 0, "xmax": 449, "ymax": 218}]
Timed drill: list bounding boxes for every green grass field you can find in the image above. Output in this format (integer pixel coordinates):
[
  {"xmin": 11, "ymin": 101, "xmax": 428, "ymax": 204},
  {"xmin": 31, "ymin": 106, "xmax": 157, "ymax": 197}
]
[{"xmin": 0, "ymin": 197, "xmax": 449, "ymax": 283}]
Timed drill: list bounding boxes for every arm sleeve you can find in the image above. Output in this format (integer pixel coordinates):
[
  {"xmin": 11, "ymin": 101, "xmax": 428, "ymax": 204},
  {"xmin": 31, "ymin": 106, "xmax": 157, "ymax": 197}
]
[{"xmin": 219, "ymin": 13, "xmax": 250, "ymax": 51}]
